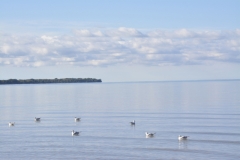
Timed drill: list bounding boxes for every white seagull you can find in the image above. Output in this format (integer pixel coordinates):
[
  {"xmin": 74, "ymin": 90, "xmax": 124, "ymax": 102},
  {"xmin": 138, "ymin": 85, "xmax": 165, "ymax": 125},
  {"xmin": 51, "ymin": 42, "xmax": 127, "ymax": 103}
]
[
  {"xmin": 72, "ymin": 130, "xmax": 80, "ymax": 136},
  {"xmin": 35, "ymin": 117, "xmax": 41, "ymax": 122},
  {"xmin": 9, "ymin": 122, "xmax": 15, "ymax": 126},
  {"xmin": 74, "ymin": 117, "xmax": 81, "ymax": 122},
  {"xmin": 130, "ymin": 120, "xmax": 135, "ymax": 125},
  {"xmin": 145, "ymin": 132, "xmax": 155, "ymax": 137},
  {"xmin": 178, "ymin": 135, "xmax": 189, "ymax": 140}
]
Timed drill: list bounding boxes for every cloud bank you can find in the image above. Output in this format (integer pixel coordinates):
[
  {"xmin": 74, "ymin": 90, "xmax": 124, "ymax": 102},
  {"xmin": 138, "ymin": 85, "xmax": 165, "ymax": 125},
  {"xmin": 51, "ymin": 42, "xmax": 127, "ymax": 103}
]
[{"xmin": 1, "ymin": 28, "xmax": 240, "ymax": 67}]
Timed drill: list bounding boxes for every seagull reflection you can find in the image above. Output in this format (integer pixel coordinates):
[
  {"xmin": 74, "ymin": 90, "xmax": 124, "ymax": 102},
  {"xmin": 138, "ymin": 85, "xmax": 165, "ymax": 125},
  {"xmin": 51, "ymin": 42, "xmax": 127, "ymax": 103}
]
[{"xmin": 178, "ymin": 139, "xmax": 188, "ymax": 149}]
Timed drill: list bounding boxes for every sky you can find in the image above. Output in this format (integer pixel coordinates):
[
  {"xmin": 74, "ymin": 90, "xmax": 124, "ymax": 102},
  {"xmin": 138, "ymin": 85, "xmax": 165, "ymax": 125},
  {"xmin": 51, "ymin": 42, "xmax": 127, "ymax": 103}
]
[{"xmin": 0, "ymin": 0, "xmax": 240, "ymax": 82}]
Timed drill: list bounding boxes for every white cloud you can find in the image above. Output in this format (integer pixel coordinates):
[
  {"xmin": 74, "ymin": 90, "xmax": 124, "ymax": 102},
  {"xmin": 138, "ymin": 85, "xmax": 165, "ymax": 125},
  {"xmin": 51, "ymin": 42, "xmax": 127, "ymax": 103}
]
[
  {"xmin": 174, "ymin": 29, "xmax": 193, "ymax": 38},
  {"xmin": 41, "ymin": 35, "xmax": 58, "ymax": 43},
  {"xmin": 0, "ymin": 28, "xmax": 240, "ymax": 67},
  {"xmin": 31, "ymin": 47, "xmax": 48, "ymax": 55},
  {"xmin": 1, "ymin": 44, "xmax": 10, "ymax": 54}
]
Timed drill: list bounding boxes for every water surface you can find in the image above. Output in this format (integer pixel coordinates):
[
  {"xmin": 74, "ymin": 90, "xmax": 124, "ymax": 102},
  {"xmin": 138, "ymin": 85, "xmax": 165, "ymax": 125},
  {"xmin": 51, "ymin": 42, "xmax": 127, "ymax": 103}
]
[{"xmin": 0, "ymin": 80, "xmax": 240, "ymax": 159}]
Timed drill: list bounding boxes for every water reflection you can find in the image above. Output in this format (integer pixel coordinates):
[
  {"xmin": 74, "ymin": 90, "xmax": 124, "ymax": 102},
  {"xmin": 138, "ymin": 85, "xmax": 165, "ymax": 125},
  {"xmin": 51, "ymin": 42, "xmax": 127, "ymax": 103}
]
[
  {"xmin": 178, "ymin": 140, "xmax": 188, "ymax": 150},
  {"xmin": 130, "ymin": 126, "xmax": 135, "ymax": 131}
]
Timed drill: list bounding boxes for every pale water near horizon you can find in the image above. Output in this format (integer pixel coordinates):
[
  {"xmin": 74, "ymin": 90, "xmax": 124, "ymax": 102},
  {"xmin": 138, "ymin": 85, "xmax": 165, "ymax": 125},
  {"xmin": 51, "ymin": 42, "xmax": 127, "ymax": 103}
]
[{"xmin": 0, "ymin": 81, "xmax": 240, "ymax": 160}]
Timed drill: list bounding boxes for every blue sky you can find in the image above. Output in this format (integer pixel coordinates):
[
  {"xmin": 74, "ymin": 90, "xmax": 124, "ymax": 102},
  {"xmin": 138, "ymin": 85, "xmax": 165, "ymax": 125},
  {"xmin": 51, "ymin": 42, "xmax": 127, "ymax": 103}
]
[{"xmin": 1, "ymin": 0, "xmax": 240, "ymax": 82}]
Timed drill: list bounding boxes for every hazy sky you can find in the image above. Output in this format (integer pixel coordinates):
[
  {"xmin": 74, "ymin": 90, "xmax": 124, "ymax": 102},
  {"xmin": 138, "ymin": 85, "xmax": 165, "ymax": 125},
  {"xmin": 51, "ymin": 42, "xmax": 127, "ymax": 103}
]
[{"xmin": 1, "ymin": 0, "xmax": 240, "ymax": 82}]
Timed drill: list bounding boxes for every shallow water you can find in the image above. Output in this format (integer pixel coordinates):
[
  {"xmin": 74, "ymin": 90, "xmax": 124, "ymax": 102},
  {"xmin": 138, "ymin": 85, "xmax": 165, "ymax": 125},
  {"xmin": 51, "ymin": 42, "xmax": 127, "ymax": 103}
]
[{"xmin": 0, "ymin": 80, "xmax": 240, "ymax": 159}]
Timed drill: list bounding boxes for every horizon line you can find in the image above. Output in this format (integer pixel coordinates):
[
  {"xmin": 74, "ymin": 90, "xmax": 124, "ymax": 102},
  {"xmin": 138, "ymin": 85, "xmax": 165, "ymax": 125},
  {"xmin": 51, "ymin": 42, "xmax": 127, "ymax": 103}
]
[{"xmin": 104, "ymin": 79, "xmax": 240, "ymax": 83}]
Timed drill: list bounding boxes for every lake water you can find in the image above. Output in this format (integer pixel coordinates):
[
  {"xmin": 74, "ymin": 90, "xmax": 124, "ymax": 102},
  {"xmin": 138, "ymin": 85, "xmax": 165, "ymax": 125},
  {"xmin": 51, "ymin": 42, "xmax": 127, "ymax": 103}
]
[{"xmin": 0, "ymin": 80, "xmax": 240, "ymax": 160}]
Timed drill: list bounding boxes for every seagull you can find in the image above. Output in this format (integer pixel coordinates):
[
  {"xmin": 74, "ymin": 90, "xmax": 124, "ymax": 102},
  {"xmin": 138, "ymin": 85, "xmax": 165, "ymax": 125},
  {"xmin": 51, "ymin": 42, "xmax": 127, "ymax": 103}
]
[
  {"xmin": 35, "ymin": 117, "xmax": 41, "ymax": 122},
  {"xmin": 72, "ymin": 130, "xmax": 80, "ymax": 136},
  {"xmin": 178, "ymin": 135, "xmax": 189, "ymax": 140},
  {"xmin": 9, "ymin": 122, "xmax": 15, "ymax": 126},
  {"xmin": 130, "ymin": 120, "xmax": 135, "ymax": 125},
  {"xmin": 74, "ymin": 117, "xmax": 81, "ymax": 122},
  {"xmin": 145, "ymin": 132, "xmax": 155, "ymax": 137}
]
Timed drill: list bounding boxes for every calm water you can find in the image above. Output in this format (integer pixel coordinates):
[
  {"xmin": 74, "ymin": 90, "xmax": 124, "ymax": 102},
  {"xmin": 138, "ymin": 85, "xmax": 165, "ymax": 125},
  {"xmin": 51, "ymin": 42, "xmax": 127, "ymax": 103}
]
[{"xmin": 0, "ymin": 81, "xmax": 240, "ymax": 160}]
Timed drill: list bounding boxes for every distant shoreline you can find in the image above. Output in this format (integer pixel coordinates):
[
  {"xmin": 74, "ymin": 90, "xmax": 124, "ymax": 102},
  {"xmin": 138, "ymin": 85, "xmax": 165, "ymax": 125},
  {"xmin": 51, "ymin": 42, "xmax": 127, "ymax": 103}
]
[{"xmin": 0, "ymin": 78, "xmax": 102, "ymax": 85}]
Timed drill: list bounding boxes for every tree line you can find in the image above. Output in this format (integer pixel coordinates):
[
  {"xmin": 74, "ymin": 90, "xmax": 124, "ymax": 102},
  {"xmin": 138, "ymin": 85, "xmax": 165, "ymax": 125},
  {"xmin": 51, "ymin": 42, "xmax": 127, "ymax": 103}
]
[{"xmin": 0, "ymin": 78, "xmax": 102, "ymax": 84}]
